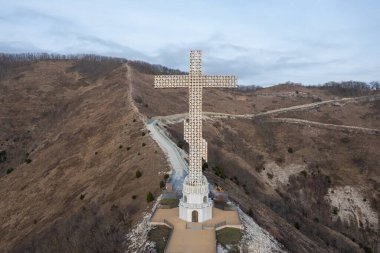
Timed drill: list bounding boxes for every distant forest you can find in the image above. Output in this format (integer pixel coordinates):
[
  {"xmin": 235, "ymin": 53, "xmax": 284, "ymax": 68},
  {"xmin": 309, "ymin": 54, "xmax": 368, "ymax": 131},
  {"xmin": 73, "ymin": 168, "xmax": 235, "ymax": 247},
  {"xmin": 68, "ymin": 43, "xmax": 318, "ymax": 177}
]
[
  {"xmin": 238, "ymin": 81, "xmax": 379, "ymax": 96},
  {"xmin": 1, "ymin": 52, "xmax": 379, "ymax": 95},
  {"xmin": 0, "ymin": 53, "xmax": 184, "ymax": 79}
]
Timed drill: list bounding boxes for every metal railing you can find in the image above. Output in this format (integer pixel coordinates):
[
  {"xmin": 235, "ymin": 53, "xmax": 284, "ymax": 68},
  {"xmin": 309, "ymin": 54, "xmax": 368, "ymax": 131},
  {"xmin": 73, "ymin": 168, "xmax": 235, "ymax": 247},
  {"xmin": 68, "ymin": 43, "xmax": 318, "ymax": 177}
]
[
  {"xmin": 179, "ymin": 199, "xmax": 213, "ymax": 209},
  {"xmin": 185, "ymin": 220, "xmax": 231, "ymax": 230}
]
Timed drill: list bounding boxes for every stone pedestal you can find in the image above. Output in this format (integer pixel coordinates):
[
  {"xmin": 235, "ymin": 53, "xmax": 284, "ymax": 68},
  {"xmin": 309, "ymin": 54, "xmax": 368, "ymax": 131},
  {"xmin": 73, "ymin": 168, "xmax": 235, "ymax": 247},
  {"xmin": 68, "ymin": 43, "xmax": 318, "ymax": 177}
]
[{"xmin": 179, "ymin": 175, "xmax": 213, "ymax": 222}]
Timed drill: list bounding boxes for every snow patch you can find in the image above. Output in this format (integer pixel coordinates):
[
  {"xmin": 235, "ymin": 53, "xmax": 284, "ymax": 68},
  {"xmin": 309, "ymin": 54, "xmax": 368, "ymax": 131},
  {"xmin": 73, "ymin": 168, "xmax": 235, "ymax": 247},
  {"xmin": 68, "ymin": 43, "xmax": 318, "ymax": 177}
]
[
  {"xmin": 237, "ymin": 206, "xmax": 285, "ymax": 253},
  {"xmin": 124, "ymin": 197, "xmax": 161, "ymax": 253},
  {"xmin": 262, "ymin": 162, "xmax": 305, "ymax": 188},
  {"xmin": 215, "ymin": 204, "xmax": 285, "ymax": 253},
  {"xmin": 325, "ymin": 186, "xmax": 378, "ymax": 231}
]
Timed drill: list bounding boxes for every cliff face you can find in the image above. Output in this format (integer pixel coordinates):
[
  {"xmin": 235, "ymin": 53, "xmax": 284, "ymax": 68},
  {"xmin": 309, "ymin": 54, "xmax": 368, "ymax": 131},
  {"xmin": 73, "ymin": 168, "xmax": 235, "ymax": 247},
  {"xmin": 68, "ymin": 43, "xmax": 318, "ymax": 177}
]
[{"xmin": 1, "ymin": 56, "xmax": 379, "ymax": 253}]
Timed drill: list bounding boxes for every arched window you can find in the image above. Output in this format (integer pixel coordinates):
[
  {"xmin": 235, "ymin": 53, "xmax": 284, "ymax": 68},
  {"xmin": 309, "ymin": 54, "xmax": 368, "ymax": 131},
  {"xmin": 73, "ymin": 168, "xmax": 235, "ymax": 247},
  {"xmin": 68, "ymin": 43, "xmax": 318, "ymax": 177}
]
[
  {"xmin": 203, "ymin": 196, "xmax": 207, "ymax": 203},
  {"xmin": 184, "ymin": 196, "xmax": 187, "ymax": 203}
]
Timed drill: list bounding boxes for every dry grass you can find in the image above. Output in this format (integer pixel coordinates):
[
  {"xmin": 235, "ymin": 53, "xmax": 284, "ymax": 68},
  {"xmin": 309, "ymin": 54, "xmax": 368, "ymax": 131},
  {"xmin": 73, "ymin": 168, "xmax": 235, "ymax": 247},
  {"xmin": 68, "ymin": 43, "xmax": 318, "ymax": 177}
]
[
  {"xmin": 0, "ymin": 60, "xmax": 169, "ymax": 252},
  {"xmin": 1, "ymin": 59, "xmax": 379, "ymax": 253},
  {"xmin": 153, "ymin": 83, "xmax": 379, "ymax": 252}
]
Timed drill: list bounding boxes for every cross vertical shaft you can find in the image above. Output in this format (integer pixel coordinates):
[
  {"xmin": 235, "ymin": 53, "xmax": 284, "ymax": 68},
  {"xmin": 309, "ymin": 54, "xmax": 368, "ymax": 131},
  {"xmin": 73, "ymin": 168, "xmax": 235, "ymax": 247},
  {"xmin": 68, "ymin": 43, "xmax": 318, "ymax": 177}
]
[
  {"xmin": 188, "ymin": 51, "xmax": 203, "ymax": 185},
  {"xmin": 188, "ymin": 77, "xmax": 203, "ymax": 184}
]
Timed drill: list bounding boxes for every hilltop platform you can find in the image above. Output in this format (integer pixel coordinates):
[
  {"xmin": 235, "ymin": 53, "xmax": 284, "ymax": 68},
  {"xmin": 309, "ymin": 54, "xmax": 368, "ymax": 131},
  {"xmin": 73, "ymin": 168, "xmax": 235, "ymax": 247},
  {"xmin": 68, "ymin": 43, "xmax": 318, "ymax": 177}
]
[{"xmin": 150, "ymin": 207, "xmax": 242, "ymax": 253}]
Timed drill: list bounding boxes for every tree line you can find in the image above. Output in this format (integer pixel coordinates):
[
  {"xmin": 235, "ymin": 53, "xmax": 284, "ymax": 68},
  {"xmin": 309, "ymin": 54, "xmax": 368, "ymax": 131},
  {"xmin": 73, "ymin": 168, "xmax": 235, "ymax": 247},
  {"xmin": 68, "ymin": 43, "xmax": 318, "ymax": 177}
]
[
  {"xmin": 0, "ymin": 53, "xmax": 185, "ymax": 78},
  {"xmin": 0, "ymin": 52, "xmax": 126, "ymax": 63},
  {"xmin": 1, "ymin": 53, "xmax": 379, "ymax": 92},
  {"xmin": 0, "ymin": 53, "xmax": 127, "ymax": 79},
  {"xmin": 312, "ymin": 80, "xmax": 379, "ymax": 96},
  {"xmin": 127, "ymin": 60, "xmax": 185, "ymax": 75},
  {"xmin": 236, "ymin": 81, "xmax": 379, "ymax": 96}
]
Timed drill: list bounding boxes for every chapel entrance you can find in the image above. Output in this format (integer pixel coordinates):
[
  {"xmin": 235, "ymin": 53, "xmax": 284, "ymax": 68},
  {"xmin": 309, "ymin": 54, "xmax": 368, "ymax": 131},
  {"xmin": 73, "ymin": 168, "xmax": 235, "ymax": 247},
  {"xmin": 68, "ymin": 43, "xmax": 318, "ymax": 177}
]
[{"xmin": 191, "ymin": 210, "xmax": 198, "ymax": 222}]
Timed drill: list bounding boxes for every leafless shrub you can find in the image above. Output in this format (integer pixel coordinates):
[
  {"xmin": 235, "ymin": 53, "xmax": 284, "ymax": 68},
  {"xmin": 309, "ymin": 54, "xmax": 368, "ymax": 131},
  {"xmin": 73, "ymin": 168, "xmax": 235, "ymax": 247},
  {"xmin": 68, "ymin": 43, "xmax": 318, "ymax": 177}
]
[
  {"xmin": 9, "ymin": 202, "xmax": 129, "ymax": 253},
  {"xmin": 127, "ymin": 60, "xmax": 185, "ymax": 75}
]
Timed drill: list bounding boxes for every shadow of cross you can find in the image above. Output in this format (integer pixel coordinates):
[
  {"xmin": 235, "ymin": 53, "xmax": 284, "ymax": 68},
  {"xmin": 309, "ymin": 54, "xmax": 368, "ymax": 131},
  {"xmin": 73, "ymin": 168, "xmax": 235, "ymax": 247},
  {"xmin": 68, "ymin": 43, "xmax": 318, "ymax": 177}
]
[{"xmin": 154, "ymin": 50, "xmax": 237, "ymax": 185}]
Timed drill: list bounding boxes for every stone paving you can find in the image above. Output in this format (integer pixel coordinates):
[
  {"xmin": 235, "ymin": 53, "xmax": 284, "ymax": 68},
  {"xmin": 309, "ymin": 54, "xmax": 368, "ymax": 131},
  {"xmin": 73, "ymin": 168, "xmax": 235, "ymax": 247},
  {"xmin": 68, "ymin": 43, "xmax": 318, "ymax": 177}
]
[{"xmin": 151, "ymin": 207, "xmax": 242, "ymax": 253}]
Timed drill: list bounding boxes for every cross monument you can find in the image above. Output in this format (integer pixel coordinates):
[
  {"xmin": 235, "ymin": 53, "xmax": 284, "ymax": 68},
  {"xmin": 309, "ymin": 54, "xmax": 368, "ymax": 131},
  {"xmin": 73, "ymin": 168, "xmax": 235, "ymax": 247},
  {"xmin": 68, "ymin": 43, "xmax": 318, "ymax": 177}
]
[{"xmin": 154, "ymin": 50, "xmax": 237, "ymax": 222}]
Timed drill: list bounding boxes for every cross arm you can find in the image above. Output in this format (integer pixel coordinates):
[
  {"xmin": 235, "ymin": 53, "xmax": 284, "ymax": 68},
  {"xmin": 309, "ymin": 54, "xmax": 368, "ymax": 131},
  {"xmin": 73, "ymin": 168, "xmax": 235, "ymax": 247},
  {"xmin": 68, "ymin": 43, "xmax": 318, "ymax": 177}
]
[
  {"xmin": 201, "ymin": 75, "xmax": 237, "ymax": 88},
  {"xmin": 154, "ymin": 75, "xmax": 190, "ymax": 88}
]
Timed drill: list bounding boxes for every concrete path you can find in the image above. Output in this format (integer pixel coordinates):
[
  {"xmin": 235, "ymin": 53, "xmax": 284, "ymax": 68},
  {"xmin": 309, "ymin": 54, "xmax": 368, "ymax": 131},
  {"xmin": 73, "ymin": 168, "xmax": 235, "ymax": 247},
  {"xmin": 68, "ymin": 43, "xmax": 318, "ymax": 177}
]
[
  {"xmin": 146, "ymin": 120, "xmax": 188, "ymax": 192},
  {"xmin": 151, "ymin": 208, "xmax": 242, "ymax": 253},
  {"xmin": 126, "ymin": 63, "xmax": 188, "ymax": 192}
]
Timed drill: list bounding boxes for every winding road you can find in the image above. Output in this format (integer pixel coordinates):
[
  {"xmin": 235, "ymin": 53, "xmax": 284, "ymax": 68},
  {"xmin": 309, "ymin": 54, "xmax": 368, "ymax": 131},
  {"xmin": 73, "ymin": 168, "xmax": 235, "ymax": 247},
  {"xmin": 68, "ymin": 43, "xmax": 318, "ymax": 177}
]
[{"xmin": 146, "ymin": 119, "xmax": 188, "ymax": 192}]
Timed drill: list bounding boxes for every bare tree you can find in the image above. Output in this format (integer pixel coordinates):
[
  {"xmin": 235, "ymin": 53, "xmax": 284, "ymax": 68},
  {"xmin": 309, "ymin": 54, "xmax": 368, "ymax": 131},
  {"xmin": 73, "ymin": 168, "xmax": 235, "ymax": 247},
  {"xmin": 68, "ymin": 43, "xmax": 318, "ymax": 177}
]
[{"xmin": 370, "ymin": 81, "xmax": 380, "ymax": 91}]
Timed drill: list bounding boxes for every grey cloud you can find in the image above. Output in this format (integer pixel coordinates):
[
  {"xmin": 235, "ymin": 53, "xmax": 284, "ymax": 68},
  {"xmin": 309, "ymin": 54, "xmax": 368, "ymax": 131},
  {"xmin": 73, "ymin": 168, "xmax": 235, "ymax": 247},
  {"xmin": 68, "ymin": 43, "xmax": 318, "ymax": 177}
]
[
  {"xmin": 65, "ymin": 34, "xmax": 148, "ymax": 59},
  {"xmin": 1, "ymin": 7, "xmax": 75, "ymax": 25},
  {"xmin": 0, "ymin": 41, "xmax": 42, "ymax": 53}
]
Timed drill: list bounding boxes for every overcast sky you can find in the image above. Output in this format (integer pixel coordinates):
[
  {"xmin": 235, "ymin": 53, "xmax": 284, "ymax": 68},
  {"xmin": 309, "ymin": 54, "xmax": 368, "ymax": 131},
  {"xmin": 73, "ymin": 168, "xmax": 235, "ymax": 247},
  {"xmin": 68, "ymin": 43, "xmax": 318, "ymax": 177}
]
[{"xmin": 0, "ymin": 0, "xmax": 379, "ymax": 86}]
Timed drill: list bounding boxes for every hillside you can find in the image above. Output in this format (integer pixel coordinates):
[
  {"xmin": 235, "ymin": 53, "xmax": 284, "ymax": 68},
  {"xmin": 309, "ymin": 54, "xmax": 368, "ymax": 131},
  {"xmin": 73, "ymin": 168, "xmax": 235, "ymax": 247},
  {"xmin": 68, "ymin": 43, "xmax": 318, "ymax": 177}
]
[
  {"xmin": 131, "ymin": 70, "xmax": 380, "ymax": 252},
  {"xmin": 0, "ymin": 57, "xmax": 169, "ymax": 252},
  {"xmin": 0, "ymin": 55, "xmax": 379, "ymax": 253}
]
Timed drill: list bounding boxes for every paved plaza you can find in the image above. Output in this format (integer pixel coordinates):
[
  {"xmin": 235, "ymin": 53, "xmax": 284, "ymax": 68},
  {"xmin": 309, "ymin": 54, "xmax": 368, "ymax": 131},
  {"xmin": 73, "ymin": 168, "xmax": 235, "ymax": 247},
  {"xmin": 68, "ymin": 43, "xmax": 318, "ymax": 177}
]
[{"xmin": 151, "ymin": 207, "xmax": 242, "ymax": 253}]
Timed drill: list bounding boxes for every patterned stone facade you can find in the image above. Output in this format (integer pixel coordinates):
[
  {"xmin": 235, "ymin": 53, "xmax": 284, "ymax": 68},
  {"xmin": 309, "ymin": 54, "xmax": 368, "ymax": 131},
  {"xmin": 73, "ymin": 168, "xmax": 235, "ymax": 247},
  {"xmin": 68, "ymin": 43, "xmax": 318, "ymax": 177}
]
[{"xmin": 154, "ymin": 50, "xmax": 237, "ymax": 222}]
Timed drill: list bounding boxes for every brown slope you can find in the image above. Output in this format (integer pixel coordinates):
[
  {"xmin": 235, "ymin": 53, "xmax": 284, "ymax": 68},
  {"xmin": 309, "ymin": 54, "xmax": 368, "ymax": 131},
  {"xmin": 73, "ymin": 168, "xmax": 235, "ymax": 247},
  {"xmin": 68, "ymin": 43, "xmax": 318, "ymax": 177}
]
[
  {"xmin": 129, "ymin": 67, "xmax": 379, "ymax": 253},
  {"xmin": 0, "ymin": 60, "xmax": 167, "ymax": 252},
  {"xmin": 129, "ymin": 70, "xmax": 341, "ymax": 118}
]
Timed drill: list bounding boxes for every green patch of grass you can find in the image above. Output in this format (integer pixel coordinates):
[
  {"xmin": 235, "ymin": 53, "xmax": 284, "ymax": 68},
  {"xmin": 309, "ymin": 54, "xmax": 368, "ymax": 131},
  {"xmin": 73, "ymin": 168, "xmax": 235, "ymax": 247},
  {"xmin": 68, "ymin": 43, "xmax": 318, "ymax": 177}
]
[
  {"xmin": 160, "ymin": 198, "xmax": 179, "ymax": 208},
  {"xmin": 216, "ymin": 228, "xmax": 243, "ymax": 248},
  {"xmin": 148, "ymin": 225, "xmax": 172, "ymax": 253}
]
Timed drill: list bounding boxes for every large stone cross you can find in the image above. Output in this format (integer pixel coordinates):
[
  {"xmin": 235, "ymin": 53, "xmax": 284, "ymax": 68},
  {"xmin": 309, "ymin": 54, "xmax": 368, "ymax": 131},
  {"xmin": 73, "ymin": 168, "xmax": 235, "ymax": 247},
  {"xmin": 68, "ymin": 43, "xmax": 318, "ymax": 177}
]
[{"xmin": 154, "ymin": 50, "xmax": 237, "ymax": 185}]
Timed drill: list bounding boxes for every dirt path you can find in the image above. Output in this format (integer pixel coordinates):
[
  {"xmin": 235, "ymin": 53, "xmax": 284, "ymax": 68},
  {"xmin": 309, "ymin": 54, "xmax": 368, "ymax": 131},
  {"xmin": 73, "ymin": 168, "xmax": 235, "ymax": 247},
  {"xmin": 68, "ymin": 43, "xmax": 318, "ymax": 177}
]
[
  {"xmin": 270, "ymin": 118, "xmax": 380, "ymax": 135},
  {"xmin": 125, "ymin": 64, "xmax": 145, "ymax": 120},
  {"xmin": 254, "ymin": 94, "xmax": 380, "ymax": 117},
  {"xmin": 152, "ymin": 94, "xmax": 380, "ymax": 135}
]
